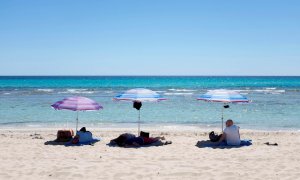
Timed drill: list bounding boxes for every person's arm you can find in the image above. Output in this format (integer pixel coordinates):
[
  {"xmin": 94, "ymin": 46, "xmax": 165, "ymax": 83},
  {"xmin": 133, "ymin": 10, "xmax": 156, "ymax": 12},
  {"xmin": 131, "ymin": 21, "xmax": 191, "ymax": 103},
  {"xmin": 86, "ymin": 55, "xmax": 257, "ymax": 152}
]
[
  {"xmin": 238, "ymin": 127, "xmax": 240, "ymax": 139},
  {"xmin": 153, "ymin": 136, "xmax": 165, "ymax": 141},
  {"xmin": 218, "ymin": 133, "xmax": 226, "ymax": 144}
]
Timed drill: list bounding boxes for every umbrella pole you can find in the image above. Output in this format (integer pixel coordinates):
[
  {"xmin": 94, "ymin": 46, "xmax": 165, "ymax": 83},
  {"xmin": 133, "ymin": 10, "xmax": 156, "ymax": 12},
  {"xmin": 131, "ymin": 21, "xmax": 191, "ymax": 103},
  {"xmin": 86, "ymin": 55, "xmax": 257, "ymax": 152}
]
[
  {"xmin": 222, "ymin": 104, "xmax": 224, "ymax": 132},
  {"xmin": 76, "ymin": 111, "xmax": 79, "ymax": 132},
  {"xmin": 138, "ymin": 110, "xmax": 141, "ymax": 136}
]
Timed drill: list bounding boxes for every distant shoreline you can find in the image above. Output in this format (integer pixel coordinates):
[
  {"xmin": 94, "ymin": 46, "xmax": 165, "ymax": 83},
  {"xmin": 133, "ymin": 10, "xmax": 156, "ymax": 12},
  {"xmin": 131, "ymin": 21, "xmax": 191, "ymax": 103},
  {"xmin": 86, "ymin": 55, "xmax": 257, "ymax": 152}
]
[
  {"xmin": 1, "ymin": 75, "xmax": 300, "ymax": 77},
  {"xmin": 0, "ymin": 122, "xmax": 299, "ymax": 132}
]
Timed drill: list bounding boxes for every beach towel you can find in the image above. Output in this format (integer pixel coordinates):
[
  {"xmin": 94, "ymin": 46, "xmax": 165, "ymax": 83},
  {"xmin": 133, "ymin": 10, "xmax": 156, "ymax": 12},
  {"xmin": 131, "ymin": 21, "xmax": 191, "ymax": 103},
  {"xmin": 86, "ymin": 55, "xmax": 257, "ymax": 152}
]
[
  {"xmin": 196, "ymin": 139, "xmax": 252, "ymax": 148},
  {"xmin": 107, "ymin": 139, "xmax": 171, "ymax": 148},
  {"xmin": 65, "ymin": 138, "xmax": 100, "ymax": 146},
  {"xmin": 64, "ymin": 130, "xmax": 100, "ymax": 146}
]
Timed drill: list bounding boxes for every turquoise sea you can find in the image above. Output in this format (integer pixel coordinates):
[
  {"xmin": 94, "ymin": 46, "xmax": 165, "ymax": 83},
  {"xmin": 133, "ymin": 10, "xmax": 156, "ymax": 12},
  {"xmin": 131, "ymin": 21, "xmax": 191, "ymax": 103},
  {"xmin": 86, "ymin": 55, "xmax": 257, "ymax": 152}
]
[{"xmin": 0, "ymin": 76, "xmax": 300, "ymax": 130}]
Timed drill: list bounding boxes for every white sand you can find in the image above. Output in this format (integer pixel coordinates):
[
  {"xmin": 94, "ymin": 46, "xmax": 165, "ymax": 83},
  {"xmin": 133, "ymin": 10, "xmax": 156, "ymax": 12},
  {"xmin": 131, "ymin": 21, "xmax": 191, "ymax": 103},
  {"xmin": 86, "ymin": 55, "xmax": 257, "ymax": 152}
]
[{"xmin": 0, "ymin": 128, "xmax": 299, "ymax": 180}]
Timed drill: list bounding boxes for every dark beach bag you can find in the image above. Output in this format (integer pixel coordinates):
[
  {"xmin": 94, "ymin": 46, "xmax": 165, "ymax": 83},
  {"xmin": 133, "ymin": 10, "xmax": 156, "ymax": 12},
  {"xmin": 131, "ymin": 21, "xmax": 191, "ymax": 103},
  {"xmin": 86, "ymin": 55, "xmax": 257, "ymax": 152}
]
[
  {"xmin": 140, "ymin": 131, "xmax": 149, "ymax": 138},
  {"xmin": 209, "ymin": 131, "xmax": 222, "ymax": 142}
]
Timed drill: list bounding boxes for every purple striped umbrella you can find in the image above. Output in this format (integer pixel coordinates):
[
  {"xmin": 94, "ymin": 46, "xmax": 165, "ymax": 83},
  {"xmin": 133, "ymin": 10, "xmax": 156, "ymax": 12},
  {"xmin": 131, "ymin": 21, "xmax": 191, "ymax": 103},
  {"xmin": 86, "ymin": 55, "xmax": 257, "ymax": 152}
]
[{"xmin": 51, "ymin": 96, "xmax": 103, "ymax": 131}]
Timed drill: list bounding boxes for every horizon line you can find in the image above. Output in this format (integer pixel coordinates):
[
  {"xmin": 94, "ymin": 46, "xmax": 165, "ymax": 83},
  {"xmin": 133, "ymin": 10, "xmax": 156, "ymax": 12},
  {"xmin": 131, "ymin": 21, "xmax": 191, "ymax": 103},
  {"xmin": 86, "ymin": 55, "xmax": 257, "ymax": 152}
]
[{"xmin": 1, "ymin": 75, "xmax": 300, "ymax": 77}]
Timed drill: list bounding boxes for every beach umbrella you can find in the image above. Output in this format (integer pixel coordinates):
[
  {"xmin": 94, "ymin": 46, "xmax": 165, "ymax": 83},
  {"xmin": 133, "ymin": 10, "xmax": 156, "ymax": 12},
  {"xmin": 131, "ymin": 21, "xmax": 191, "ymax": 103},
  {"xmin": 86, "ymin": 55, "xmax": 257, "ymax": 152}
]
[
  {"xmin": 51, "ymin": 96, "xmax": 103, "ymax": 131},
  {"xmin": 113, "ymin": 88, "xmax": 166, "ymax": 135},
  {"xmin": 197, "ymin": 89, "xmax": 250, "ymax": 131}
]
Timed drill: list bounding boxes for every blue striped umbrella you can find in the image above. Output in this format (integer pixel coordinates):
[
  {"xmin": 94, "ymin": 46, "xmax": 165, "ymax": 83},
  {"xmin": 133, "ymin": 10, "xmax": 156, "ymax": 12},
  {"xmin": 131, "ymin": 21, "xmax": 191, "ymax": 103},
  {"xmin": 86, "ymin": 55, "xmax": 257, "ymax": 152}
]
[
  {"xmin": 197, "ymin": 89, "xmax": 250, "ymax": 103},
  {"xmin": 114, "ymin": 88, "xmax": 166, "ymax": 102},
  {"xmin": 197, "ymin": 89, "xmax": 250, "ymax": 131},
  {"xmin": 114, "ymin": 88, "xmax": 166, "ymax": 135}
]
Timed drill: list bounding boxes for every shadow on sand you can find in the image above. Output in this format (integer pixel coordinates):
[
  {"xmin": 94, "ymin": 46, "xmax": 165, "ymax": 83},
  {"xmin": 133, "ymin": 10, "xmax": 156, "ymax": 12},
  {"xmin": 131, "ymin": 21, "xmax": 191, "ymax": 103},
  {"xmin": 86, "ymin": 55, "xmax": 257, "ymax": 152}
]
[
  {"xmin": 106, "ymin": 140, "xmax": 171, "ymax": 149},
  {"xmin": 196, "ymin": 140, "xmax": 247, "ymax": 149},
  {"xmin": 44, "ymin": 140, "xmax": 68, "ymax": 146}
]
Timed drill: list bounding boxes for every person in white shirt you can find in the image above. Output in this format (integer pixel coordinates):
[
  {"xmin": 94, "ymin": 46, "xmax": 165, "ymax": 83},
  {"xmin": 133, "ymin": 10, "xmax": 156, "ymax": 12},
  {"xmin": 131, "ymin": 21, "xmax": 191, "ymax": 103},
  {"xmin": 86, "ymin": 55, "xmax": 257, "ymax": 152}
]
[{"xmin": 218, "ymin": 119, "xmax": 241, "ymax": 146}]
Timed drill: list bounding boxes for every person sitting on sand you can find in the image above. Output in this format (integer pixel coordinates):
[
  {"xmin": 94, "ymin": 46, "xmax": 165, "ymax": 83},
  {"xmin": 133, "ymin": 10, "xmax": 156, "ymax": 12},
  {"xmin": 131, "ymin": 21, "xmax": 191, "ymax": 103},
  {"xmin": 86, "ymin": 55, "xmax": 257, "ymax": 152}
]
[
  {"xmin": 218, "ymin": 119, "xmax": 241, "ymax": 146},
  {"xmin": 72, "ymin": 127, "xmax": 93, "ymax": 144}
]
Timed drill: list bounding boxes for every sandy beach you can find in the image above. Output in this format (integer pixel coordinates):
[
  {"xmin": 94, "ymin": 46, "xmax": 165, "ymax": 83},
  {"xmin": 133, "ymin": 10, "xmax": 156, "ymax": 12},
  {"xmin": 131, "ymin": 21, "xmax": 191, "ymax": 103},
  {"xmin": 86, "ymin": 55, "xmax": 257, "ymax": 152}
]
[
  {"xmin": 2, "ymin": 0, "xmax": 300, "ymax": 179},
  {"xmin": 0, "ymin": 128, "xmax": 299, "ymax": 180}
]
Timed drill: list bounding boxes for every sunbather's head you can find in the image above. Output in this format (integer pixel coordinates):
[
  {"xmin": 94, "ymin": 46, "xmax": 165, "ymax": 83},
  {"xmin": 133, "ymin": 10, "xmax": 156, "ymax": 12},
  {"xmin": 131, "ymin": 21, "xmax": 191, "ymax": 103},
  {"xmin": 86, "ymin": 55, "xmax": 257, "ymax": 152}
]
[{"xmin": 226, "ymin": 119, "xmax": 234, "ymax": 127}]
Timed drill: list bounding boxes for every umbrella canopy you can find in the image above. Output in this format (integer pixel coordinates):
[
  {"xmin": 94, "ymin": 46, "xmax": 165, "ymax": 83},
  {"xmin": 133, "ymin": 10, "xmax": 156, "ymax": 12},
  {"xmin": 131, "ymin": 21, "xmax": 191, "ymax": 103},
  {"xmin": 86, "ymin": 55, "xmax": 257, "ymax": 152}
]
[
  {"xmin": 197, "ymin": 89, "xmax": 250, "ymax": 131},
  {"xmin": 197, "ymin": 89, "xmax": 250, "ymax": 103},
  {"xmin": 114, "ymin": 88, "xmax": 166, "ymax": 135},
  {"xmin": 113, "ymin": 88, "xmax": 166, "ymax": 102},
  {"xmin": 51, "ymin": 96, "xmax": 103, "ymax": 131},
  {"xmin": 51, "ymin": 96, "xmax": 103, "ymax": 111}
]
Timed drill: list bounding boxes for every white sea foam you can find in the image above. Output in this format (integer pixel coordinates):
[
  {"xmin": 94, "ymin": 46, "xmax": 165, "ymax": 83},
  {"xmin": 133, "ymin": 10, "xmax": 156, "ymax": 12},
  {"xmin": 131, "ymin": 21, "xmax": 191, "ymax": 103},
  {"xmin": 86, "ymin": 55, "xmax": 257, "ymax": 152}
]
[
  {"xmin": 164, "ymin": 92, "xmax": 194, "ymax": 96},
  {"xmin": 168, "ymin": 89, "xmax": 197, "ymax": 92},
  {"xmin": 254, "ymin": 89, "xmax": 285, "ymax": 94},
  {"xmin": 26, "ymin": 124, "xmax": 42, "ymax": 128},
  {"xmin": 36, "ymin": 89, "xmax": 54, "ymax": 92},
  {"xmin": 155, "ymin": 91, "xmax": 167, "ymax": 93},
  {"xmin": 59, "ymin": 89, "xmax": 95, "ymax": 94},
  {"xmin": 233, "ymin": 89, "xmax": 285, "ymax": 94},
  {"xmin": 104, "ymin": 91, "xmax": 114, "ymax": 94}
]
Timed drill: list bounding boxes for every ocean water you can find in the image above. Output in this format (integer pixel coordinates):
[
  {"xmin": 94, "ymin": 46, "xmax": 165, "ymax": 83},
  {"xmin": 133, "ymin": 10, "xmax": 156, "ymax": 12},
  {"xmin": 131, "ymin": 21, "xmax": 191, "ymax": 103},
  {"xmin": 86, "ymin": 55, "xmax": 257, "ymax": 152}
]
[{"xmin": 0, "ymin": 76, "xmax": 300, "ymax": 130}]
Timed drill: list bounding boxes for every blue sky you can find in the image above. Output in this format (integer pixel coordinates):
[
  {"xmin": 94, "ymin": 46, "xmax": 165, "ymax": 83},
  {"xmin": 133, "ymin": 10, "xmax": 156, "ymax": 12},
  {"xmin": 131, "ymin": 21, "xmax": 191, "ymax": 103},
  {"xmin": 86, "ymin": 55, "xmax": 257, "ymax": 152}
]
[{"xmin": 0, "ymin": 0, "xmax": 299, "ymax": 76}]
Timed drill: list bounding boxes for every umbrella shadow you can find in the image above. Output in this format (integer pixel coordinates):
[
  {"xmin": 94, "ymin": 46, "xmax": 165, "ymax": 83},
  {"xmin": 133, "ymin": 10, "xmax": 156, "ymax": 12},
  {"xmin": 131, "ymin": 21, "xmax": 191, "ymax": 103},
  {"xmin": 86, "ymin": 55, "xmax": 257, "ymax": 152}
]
[
  {"xmin": 106, "ymin": 142, "xmax": 145, "ymax": 149},
  {"xmin": 45, "ymin": 139, "xmax": 100, "ymax": 146},
  {"xmin": 44, "ymin": 140, "xmax": 68, "ymax": 146},
  {"xmin": 195, "ymin": 140, "xmax": 244, "ymax": 149}
]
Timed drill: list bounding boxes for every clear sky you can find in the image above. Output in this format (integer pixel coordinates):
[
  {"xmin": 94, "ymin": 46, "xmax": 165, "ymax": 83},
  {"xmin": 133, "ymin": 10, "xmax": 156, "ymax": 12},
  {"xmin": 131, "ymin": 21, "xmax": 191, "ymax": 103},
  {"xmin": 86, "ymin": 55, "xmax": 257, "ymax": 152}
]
[{"xmin": 0, "ymin": 0, "xmax": 299, "ymax": 76}]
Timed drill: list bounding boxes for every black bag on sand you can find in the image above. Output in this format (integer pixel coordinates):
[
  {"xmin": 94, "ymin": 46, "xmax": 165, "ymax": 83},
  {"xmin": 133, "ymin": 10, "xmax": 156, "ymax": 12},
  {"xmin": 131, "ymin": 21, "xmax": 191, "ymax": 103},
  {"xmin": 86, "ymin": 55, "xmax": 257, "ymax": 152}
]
[
  {"xmin": 209, "ymin": 131, "xmax": 222, "ymax": 142},
  {"xmin": 140, "ymin": 131, "xmax": 149, "ymax": 138}
]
